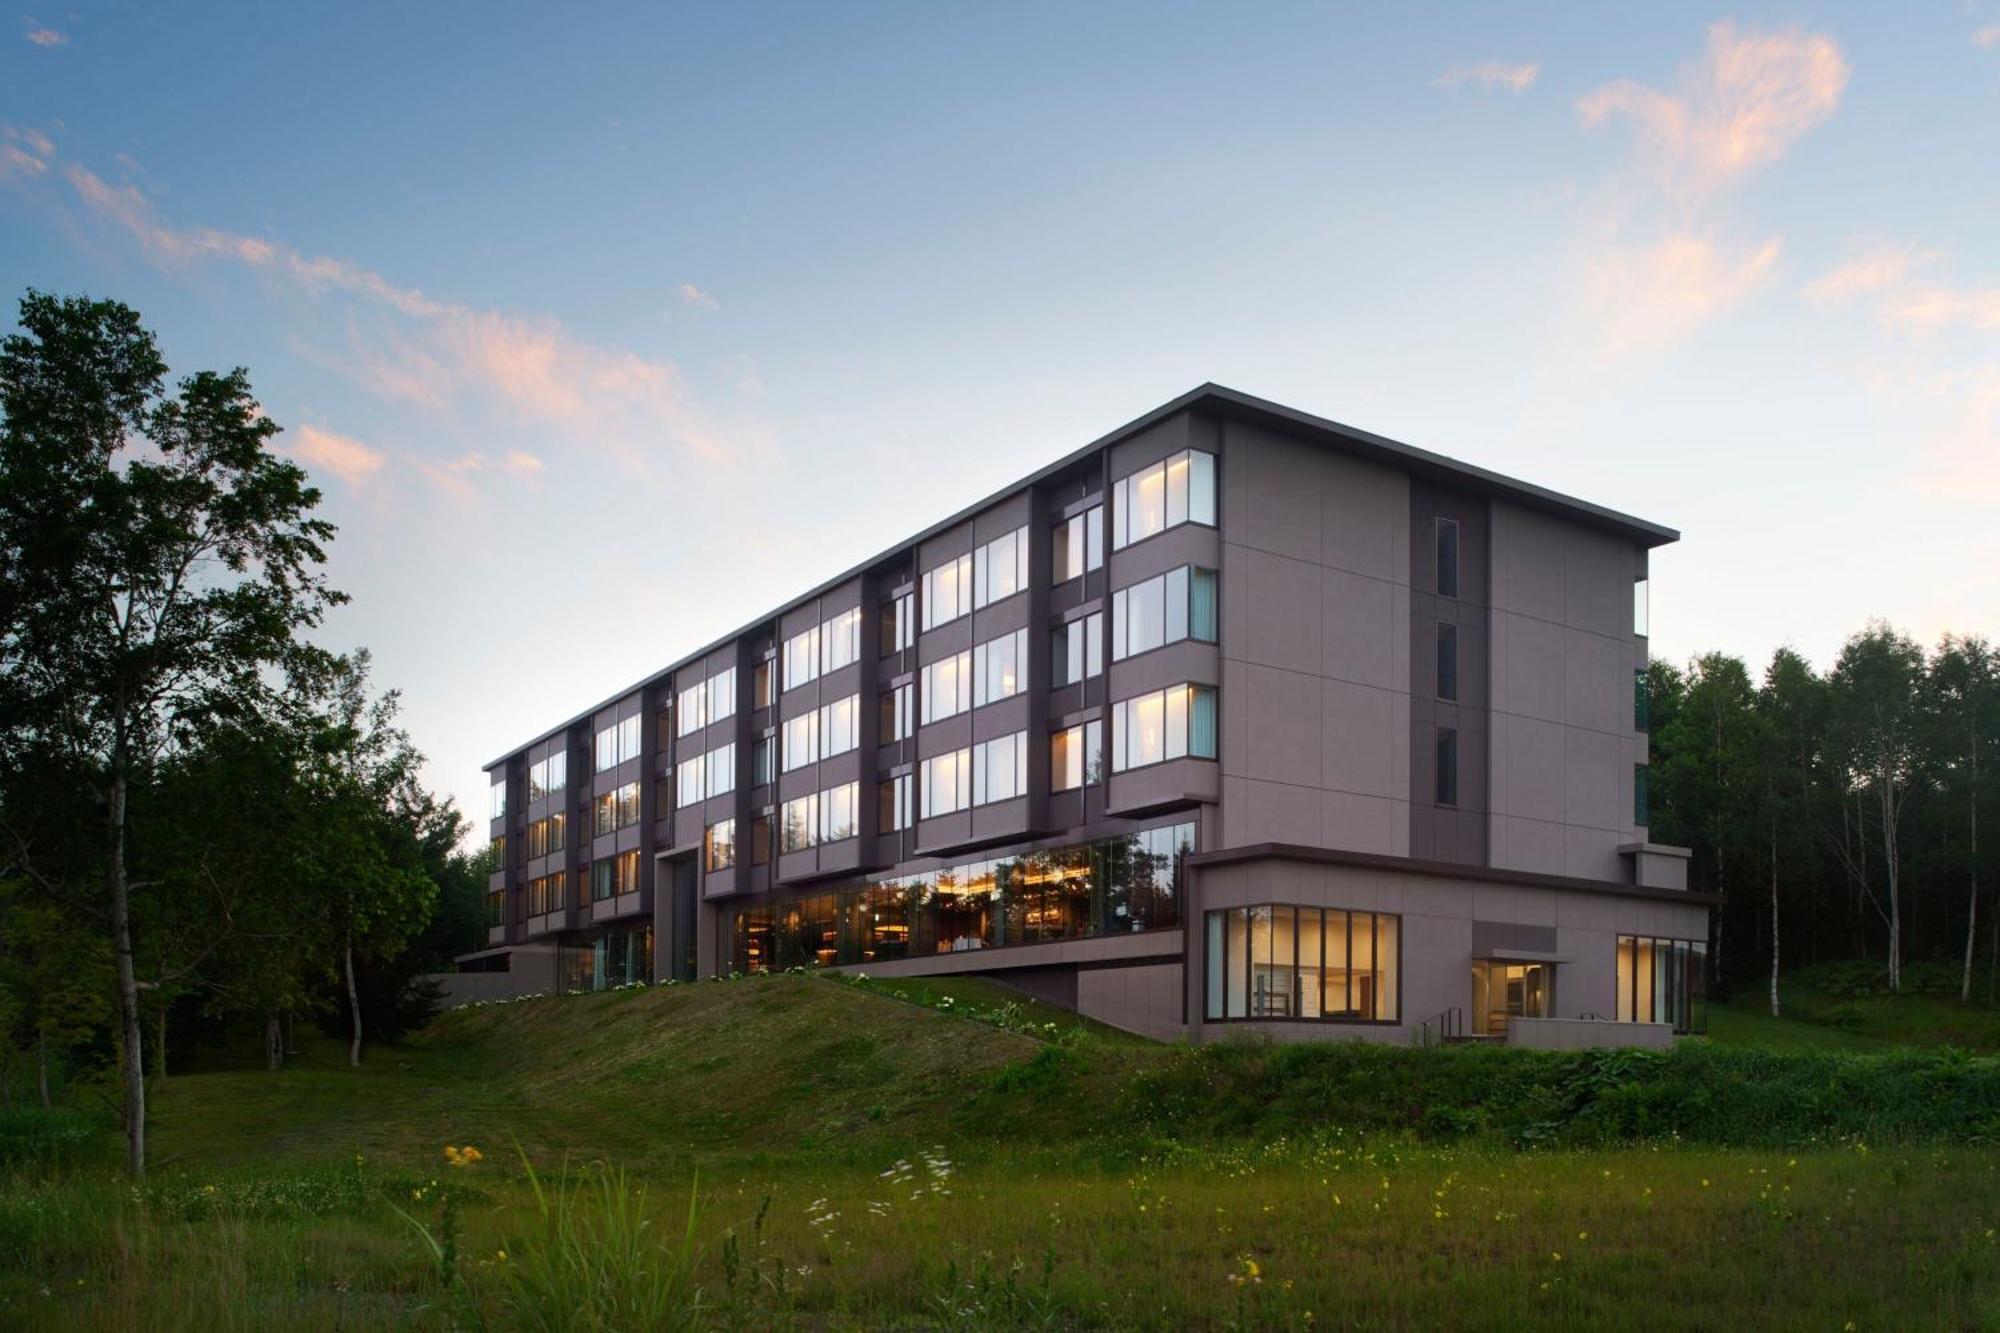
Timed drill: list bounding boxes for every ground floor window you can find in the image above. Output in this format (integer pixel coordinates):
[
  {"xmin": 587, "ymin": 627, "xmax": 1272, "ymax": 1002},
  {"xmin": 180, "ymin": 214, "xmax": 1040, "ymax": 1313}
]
[
  {"xmin": 1203, "ymin": 905, "xmax": 1400, "ymax": 1023},
  {"xmin": 559, "ymin": 924, "xmax": 654, "ymax": 992},
  {"xmin": 1616, "ymin": 934, "xmax": 1707, "ymax": 1032},
  {"xmin": 1472, "ymin": 960, "xmax": 1551, "ymax": 1036},
  {"xmin": 728, "ymin": 820, "xmax": 1194, "ymax": 972}
]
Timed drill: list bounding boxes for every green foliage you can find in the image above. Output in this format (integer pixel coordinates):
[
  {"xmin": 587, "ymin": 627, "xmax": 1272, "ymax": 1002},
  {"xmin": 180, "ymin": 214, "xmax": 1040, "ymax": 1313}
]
[{"xmin": 0, "ymin": 1109, "xmax": 107, "ymax": 1170}]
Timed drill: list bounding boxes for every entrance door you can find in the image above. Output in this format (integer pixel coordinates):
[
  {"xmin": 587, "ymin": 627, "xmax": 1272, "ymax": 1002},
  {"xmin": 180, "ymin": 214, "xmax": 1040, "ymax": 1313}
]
[{"xmin": 1472, "ymin": 961, "xmax": 1552, "ymax": 1036}]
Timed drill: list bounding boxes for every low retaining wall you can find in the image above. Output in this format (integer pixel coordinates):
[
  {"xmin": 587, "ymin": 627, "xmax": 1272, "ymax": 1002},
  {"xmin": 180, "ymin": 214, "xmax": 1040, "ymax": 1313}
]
[{"xmin": 1508, "ymin": 1016, "xmax": 1675, "ymax": 1050}]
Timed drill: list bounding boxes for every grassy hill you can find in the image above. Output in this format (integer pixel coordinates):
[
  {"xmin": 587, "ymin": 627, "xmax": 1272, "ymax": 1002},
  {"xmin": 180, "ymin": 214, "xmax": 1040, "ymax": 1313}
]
[{"xmin": 9, "ymin": 971, "xmax": 2000, "ymax": 1330}]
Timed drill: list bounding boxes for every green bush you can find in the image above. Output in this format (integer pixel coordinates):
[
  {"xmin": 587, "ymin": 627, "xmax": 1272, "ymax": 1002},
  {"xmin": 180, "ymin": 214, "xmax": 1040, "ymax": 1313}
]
[{"xmin": 0, "ymin": 1107, "xmax": 108, "ymax": 1170}]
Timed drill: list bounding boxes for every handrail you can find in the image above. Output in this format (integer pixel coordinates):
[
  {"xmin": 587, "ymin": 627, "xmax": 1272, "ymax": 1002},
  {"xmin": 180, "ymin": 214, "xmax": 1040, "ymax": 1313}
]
[{"xmin": 1414, "ymin": 1005, "xmax": 1465, "ymax": 1047}]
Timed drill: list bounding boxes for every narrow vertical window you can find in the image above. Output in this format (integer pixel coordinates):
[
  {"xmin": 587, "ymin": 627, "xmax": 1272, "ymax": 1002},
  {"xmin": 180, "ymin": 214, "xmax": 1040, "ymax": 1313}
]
[
  {"xmin": 1634, "ymin": 763, "xmax": 1649, "ymax": 826},
  {"xmin": 1436, "ymin": 518, "xmax": 1460, "ymax": 599},
  {"xmin": 1437, "ymin": 623, "xmax": 1458, "ymax": 702},
  {"xmin": 1633, "ymin": 576, "xmax": 1650, "ymax": 638},
  {"xmin": 1435, "ymin": 727, "xmax": 1458, "ymax": 806}
]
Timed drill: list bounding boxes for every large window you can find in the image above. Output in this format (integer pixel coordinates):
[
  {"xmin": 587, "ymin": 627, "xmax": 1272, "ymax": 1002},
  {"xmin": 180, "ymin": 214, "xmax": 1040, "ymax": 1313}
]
[
  {"xmin": 707, "ymin": 668, "xmax": 736, "ymax": 725},
  {"xmin": 1110, "ymin": 683, "xmax": 1218, "ymax": 772},
  {"xmin": 1111, "ymin": 566, "xmax": 1217, "ymax": 660},
  {"xmin": 1051, "ymin": 613, "xmax": 1103, "ymax": 688},
  {"xmin": 781, "ymin": 781, "xmax": 860, "ymax": 852},
  {"xmin": 489, "ymin": 778, "xmax": 507, "ymax": 821},
  {"xmin": 596, "ymin": 716, "xmax": 641, "ymax": 771},
  {"xmin": 1617, "ymin": 935, "xmax": 1708, "ymax": 1032},
  {"xmin": 528, "ymin": 751, "xmax": 567, "ymax": 801},
  {"xmin": 705, "ymin": 819, "xmax": 736, "ymax": 871},
  {"xmin": 1436, "ymin": 518, "xmax": 1460, "ymax": 599},
  {"xmin": 920, "ymin": 650, "xmax": 972, "ymax": 724},
  {"xmin": 821, "ymin": 608, "xmax": 861, "ymax": 673},
  {"xmin": 1052, "ymin": 505, "xmax": 1104, "ymax": 583},
  {"xmin": 820, "ymin": 693, "xmax": 861, "ymax": 758},
  {"xmin": 591, "ymin": 849, "xmax": 640, "ymax": 901},
  {"xmin": 1203, "ymin": 906, "xmax": 1401, "ymax": 1023},
  {"xmin": 729, "ymin": 820, "xmax": 1193, "ymax": 971},
  {"xmin": 973, "ymin": 526, "xmax": 1030, "ymax": 609},
  {"xmin": 527, "ymin": 873, "xmax": 564, "ymax": 916},
  {"xmin": 782, "ymin": 710, "xmax": 819, "ymax": 772},
  {"xmin": 1051, "ymin": 720, "xmax": 1104, "ymax": 791},
  {"xmin": 676, "ymin": 680, "xmax": 708, "ymax": 737},
  {"xmin": 921, "ymin": 553, "xmax": 974, "ymax": 630},
  {"xmin": 706, "ymin": 743, "xmax": 735, "ymax": 799},
  {"xmin": 920, "ymin": 747, "xmax": 972, "ymax": 818},
  {"xmin": 526, "ymin": 814, "xmax": 566, "ymax": 859},
  {"xmin": 783, "ymin": 625, "xmax": 820, "ymax": 690},
  {"xmin": 1437, "ymin": 623, "xmax": 1458, "ymax": 702},
  {"xmin": 971, "ymin": 731, "xmax": 1029, "ymax": 806},
  {"xmin": 675, "ymin": 754, "xmax": 705, "ymax": 808},
  {"xmin": 972, "ymin": 628, "xmax": 1027, "ymax": 706},
  {"xmin": 1112, "ymin": 449, "xmax": 1216, "ymax": 549},
  {"xmin": 594, "ymin": 782, "xmax": 640, "ymax": 835}
]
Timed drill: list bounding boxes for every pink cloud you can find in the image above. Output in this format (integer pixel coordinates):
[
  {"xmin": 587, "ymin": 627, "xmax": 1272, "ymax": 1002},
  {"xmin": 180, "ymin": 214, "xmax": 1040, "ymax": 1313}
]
[
  {"xmin": 0, "ymin": 125, "xmax": 55, "ymax": 180},
  {"xmin": 1975, "ymin": 25, "xmax": 2000, "ymax": 50},
  {"xmin": 677, "ymin": 282, "xmax": 719, "ymax": 310},
  {"xmin": 1435, "ymin": 61, "xmax": 1539, "ymax": 93},
  {"xmin": 1879, "ymin": 285, "xmax": 2000, "ymax": 334},
  {"xmin": 291, "ymin": 424, "xmax": 387, "ymax": 486},
  {"xmin": 1583, "ymin": 232, "xmax": 1783, "ymax": 351},
  {"xmin": 24, "ymin": 22, "xmax": 66, "ymax": 47},
  {"xmin": 1801, "ymin": 246, "xmax": 1931, "ymax": 306}
]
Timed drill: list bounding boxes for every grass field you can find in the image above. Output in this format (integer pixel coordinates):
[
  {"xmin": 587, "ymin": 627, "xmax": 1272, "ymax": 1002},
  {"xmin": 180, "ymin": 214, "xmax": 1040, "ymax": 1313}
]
[{"xmin": 5, "ymin": 972, "xmax": 2000, "ymax": 1329}]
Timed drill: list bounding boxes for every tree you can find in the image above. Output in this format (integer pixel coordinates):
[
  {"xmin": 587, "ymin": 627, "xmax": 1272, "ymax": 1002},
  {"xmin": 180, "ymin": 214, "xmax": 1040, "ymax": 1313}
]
[
  {"xmin": 0, "ymin": 292, "xmax": 341, "ymax": 1176},
  {"xmin": 1926, "ymin": 636, "xmax": 1996, "ymax": 1001},
  {"xmin": 1653, "ymin": 653, "xmax": 1765, "ymax": 982},
  {"xmin": 1756, "ymin": 647, "xmax": 1827, "ymax": 1016}
]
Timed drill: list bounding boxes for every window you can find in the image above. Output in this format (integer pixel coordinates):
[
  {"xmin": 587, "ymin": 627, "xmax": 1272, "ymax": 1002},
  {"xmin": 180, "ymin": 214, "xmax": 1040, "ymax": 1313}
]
[
  {"xmin": 1437, "ymin": 623, "xmax": 1458, "ymax": 702},
  {"xmin": 881, "ymin": 593, "xmax": 915, "ymax": 656},
  {"xmin": 1052, "ymin": 613, "xmax": 1103, "ymax": 688},
  {"xmin": 1436, "ymin": 518, "xmax": 1460, "ymax": 599},
  {"xmin": 489, "ymin": 778, "xmax": 507, "ymax": 821},
  {"xmin": 920, "ymin": 650, "xmax": 973, "ymax": 724},
  {"xmin": 707, "ymin": 668, "xmax": 737, "ymax": 725},
  {"xmin": 753, "ymin": 660, "xmax": 774, "ymax": 710},
  {"xmin": 783, "ymin": 625, "xmax": 820, "ymax": 690},
  {"xmin": 751, "ymin": 814, "xmax": 772, "ymax": 865},
  {"xmin": 1633, "ymin": 576, "xmax": 1650, "ymax": 638},
  {"xmin": 705, "ymin": 819, "xmax": 736, "ymax": 872},
  {"xmin": 1203, "ymin": 906, "xmax": 1401, "ymax": 1022},
  {"xmin": 591, "ymin": 850, "xmax": 640, "ymax": 901},
  {"xmin": 676, "ymin": 681, "xmax": 708, "ymax": 737},
  {"xmin": 526, "ymin": 814, "xmax": 566, "ymax": 859},
  {"xmin": 1110, "ymin": 684, "xmax": 1218, "ymax": 772},
  {"xmin": 528, "ymin": 751, "xmax": 567, "ymax": 801},
  {"xmin": 675, "ymin": 754, "xmax": 705, "ymax": 809},
  {"xmin": 1634, "ymin": 763, "xmax": 1649, "ymax": 827},
  {"xmin": 921, "ymin": 553, "xmax": 974, "ymax": 630},
  {"xmin": 971, "ymin": 732, "xmax": 1029, "ymax": 805},
  {"xmin": 1617, "ymin": 935, "xmax": 1708, "ymax": 1032},
  {"xmin": 880, "ymin": 683, "xmax": 914, "ymax": 743},
  {"xmin": 920, "ymin": 747, "xmax": 972, "ymax": 818},
  {"xmin": 973, "ymin": 526, "xmax": 1030, "ymax": 609},
  {"xmin": 527, "ymin": 874, "xmax": 564, "ymax": 916},
  {"xmin": 879, "ymin": 773, "xmax": 913, "ymax": 833},
  {"xmin": 1111, "ymin": 567, "xmax": 1217, "ymax": 660},
  {"xmin": 781, "ymin": 793, "xmax": 817, "ymax": 852},
  {"xmin": 1634, "ymin": 668, "xmax": 1649, "ymax": 732},
  {"xmin": 1112, "ymin": 449, "xmax": 1216, "ymax": 549},
  {"xmin": 486, "ymin": 888, "xmax": 505, "ymax": 928},
  {"xmin": 820, "ymin": 781, "xmax": 859, "ymax": 842},
  {"xmin": 1050, "ymin": 720, "xmax": 1104, "ymax": 791},
  {"xmin": 782, "ymin": 711, "xmax": 819, "ymax": 772},
  {"xmin": 820, "ymin": 693, "xmax": 861, "ymax": 758},
  {"xmin": 821, "ymin": 608, "xmax": 861, "ymax": 673},
  {"xmin": 594, "ymin": 782, "xmax": 640, "ymax": 834},
  {"xmin": 972, "ymin": 628, "xmax": 1028, "ymax": 706},
  {"xmin": 1435, "ymin": 728, "xmax": 1458, "ymax": 806},
  {"xmin": 596, "ymin": 716, "xmax": 642, "ymax": 768},
  {"xmin": 752, "ymin": 736, "xmax": 775, "ymax": 787},
  {"xmin": 705, "ymin": 743, "xmax": 735, "ymax": 799},
  {"xmin": 490, "ymin": 833, "xmax": 506, "ymax": 865},
  {"xmin": 1052, "ymin": 505, "xmax": 1104, "ymax": 583}
]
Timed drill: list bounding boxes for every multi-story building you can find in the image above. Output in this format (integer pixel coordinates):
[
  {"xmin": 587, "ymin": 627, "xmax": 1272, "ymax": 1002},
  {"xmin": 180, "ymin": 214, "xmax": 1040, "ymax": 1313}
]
[{"xmin": 461, "ymin": 385, "xmax": 1711, "ymax": 1045}]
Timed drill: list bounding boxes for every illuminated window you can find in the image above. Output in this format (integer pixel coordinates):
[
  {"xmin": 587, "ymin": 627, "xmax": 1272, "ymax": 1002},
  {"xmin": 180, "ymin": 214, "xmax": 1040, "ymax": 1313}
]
[
  {"xmin": 1111, "ymin": 449, "xmax": 1215, "ymax": 549},
  {"xmin": 1110, "ymin": 684, "xmax": 1217, "ymax": 771},
  {"xmin": 1204, "ymin": 906, "xmax": 1400, "ymax": 1023}
]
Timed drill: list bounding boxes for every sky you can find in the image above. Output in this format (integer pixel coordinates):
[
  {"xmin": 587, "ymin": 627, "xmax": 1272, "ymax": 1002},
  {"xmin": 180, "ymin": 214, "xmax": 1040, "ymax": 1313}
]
[{"xmin": 3, "ymin": 3, "xmax": 1996, "ymax": 837}]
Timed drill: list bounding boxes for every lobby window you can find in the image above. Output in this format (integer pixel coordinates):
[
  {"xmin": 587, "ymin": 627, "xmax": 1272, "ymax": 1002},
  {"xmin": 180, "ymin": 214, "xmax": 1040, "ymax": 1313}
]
[
  {"xmin": 1112, "ymin": 448, "xmax": 1216, "ymax": 549},
  {"xmin": 676, "ymin": 681, "xmax": 707, "ymax": 737},
  {"xmin": 821, "ymin": 607, "xmax": 862, "ymax": 673},
  {"xmin": 920, "ymin": 649, "xmax": 973, "ymax": 724},
  {"xmin": 674, "ymin": 755, "xmax": 704, "ymax": 809},
  {"xmin": 782, "ymin": 710, "xmax": 819, "ymax": 772},
  {"xmin": 591, "ymin": 849, "xmax": 640, "ymax": 901},
  {"xmin": 1634, "ymin": 763, "xmax": 1649, "ymax": 826},
  {"xmin": 1111, "ymin": 566, "xmax": 1217, "ymax": 660},
  {"xmin": 1110, "ymin": 683, "xmax": 1218, "ymax": 772},
  {"xmin": 783, "ymin": 624, "xmax": 820, "ymax": 690},
  {"xmin": 879, "ymin": 773, "xmax": 913, "ymax": 833},
  {"xmin": 1435, "ymin": 728, "xmax": 1458, "ymax": 806},
  {"xmin": 1052, "ymin": 613, "xmax": 1103, "ymax": 688},
  {"xmin": 920, "ymin": 747, "xmax": 972, "ymax": 818},
  {"xmin": 1052, "ymin": 505, "xmax": 1104, "ymax": 583},
  {"xmin": 1634, "ymin": 668, "xmax": 1649, "ymax": 732},
  {"xmin": 753, "ymin": 660, "xmax": 773, "ymax": 710},
  {"xmin": 1437, "ymin": 623, "xmax": 1458, "ymax": 702},
  {"xmin": 820, "ymin": 693, "xmax": 861, "ymax": 758},
  {"xmin": 1616, "ymin": 935, "xmax": 1708, "ymax": 1032},
  {"xmin": 705, "ymin": 743, "xmax": 735, "ymax": 799},
  {"xmin": 752, "ymin": 736, "xmax": 775, "ymax": 787},
  {"xmin": 704, "ymin": 819, "xmax": 736, "ymax": 872},
  {"xmin": 971, "ymin": 731, "xmax": 1029, "ymax": 806},
  {"xmin": 880, "ymin": 682, "xmax": 914, "ymax": 743},
  {"xmin": 489, "ymin": 778, "xmax": 507, "ymax": 821},
  {"xmin": 972, "ymin": 628, "xmax": 1028, "ymax": 706},
  {"xmin": 706, "ymin": 667, "xmax": 737, "ymax": 724},
  {"xmin": 973, "ymin": 526, "xmax": 1030, "ymax": 609},
  {"xmin": 1050, "ymin": 719, "xmax": 1104, "ymax": 791},
  {"xmin": 921, "ymin": 552, "xmax": 974, "ymax": 630},
  {"xmin": 1203, "ymin": 906, "xmax": 1401, "ymax": 1022},
  {"xmin": 881, "ymin": 592, "xmax": 915, "ymax": 656},
  {"xmin": 1436, "ymin": 517, "xmax": 1460, "ymax": 599}
]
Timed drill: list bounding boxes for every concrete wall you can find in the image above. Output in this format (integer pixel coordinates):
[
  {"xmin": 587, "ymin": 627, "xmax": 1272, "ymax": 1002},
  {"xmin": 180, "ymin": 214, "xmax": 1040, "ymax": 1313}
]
[
  {"xmin": 430, "ymin": 944, "xmax": 560, "ymax": 1006},
  {"xmin": 1508, "ymin": 1016, "xmax": 1674, "ymax": 1050},
  {"xmin": 1077, "ymin": 961, "xmax": 1185, "ymax": 1041}
]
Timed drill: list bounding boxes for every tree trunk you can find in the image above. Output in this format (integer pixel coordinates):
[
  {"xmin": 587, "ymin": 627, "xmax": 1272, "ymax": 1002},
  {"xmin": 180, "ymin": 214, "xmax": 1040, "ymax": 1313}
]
[
  {"xmin": 1769, "ymin": 817, "xmax": 1781, "ymax": 1018},
  {"xmin": 265, "ymin": 1014, "xmax": 283, "ymax": 1072},
  {"xmin": 1964, "ymin": 740, "xmax": 1979, "ymax": 1003},
  {"xmin": 109, "ymin": 765, "xmax": 148, "ymax": 1179},
  {"xmin": 1881, "ymin": 755, "xmax": 1902, "ymax": 994},
  {"xmin": 345, "ymin": 936, "xmax": 363, "ymax": 1068},
  {"xmin": 36, "ymin": 1029, "xmax": 51, "ymax": 1110}
]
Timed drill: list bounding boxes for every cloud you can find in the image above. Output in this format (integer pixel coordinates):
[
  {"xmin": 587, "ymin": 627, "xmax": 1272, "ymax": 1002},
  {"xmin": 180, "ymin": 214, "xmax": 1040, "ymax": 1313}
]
[
  {"xmin": 1879, "ymin": 285, "xmax": 2000, "ymax": 334},
  {"xmin": 1435, "ymin": 60, "xmax": 1539, "ymax": 93},
  {"xmin": 407, "ymin": 449, "xmax": 544, "ymax": 500},
  {"xmin": 1905, "ymin": 368, "xmax": 2000, "ymax": 505},
  {"xmin": 23, "ymin": 21, "xmax": 66, "ymax": 47},
  {"xmin": 1802, "ymin": 246, "xmax": 1930, "ymax": 306},
  {"xmin": 1975, "ymin": 25, "xmax": 2000, "ymax": 49},
  {"xmin": 0, "ymin": 124, "xmax": 54, "ymax": 180},
  {"xmin": 677, "ymin": 282, "xmax": 719, "ymax": 310},
  {"xmin": 291, "ymin": 424, "xmax": 387, "ymax": 486},
  {"xmin": 51, "ymin": 159, "xmax": 732, "ymax": 471},
  {"xmin": 1583, "ymin": 233, "xmax": 1783, "ymax": 350},
  {"xmin": 1578, "ymin": 20, "xmax": 1849, "ymax": 201}
]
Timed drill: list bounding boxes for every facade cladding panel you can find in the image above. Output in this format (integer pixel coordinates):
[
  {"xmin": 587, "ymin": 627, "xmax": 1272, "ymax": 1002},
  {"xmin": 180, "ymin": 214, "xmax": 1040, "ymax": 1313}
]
[{"xmin": 472, "ymin": 385, "xmax": 1704, "ymax": 1047}]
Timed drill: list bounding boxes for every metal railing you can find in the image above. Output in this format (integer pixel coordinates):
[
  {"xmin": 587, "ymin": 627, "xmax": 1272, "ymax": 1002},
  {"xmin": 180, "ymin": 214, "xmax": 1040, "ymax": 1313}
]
[{"xmin": 1414, "ymin": 1006, "xmax": 1465, "ymax": 1047}]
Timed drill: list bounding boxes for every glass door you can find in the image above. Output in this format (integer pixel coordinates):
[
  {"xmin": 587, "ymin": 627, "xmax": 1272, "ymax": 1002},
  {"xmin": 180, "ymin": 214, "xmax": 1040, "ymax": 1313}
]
[{"xmin": 1471, "ymin": 961, "xmax": 1552, "ymax": 1036}]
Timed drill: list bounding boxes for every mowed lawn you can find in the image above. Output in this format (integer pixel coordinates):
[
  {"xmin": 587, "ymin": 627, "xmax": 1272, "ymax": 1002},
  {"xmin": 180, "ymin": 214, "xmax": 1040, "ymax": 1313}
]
[{"xmin": 3, "ymin": 975, "xmax": 2000, "ymax": 1330}]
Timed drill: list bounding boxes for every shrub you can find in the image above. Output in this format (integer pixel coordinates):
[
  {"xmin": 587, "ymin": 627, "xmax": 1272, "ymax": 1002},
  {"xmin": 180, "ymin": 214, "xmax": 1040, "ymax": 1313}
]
[{"xmin": 0, "ymin": 1107, "xmax": 108, "ymax": 1170}]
